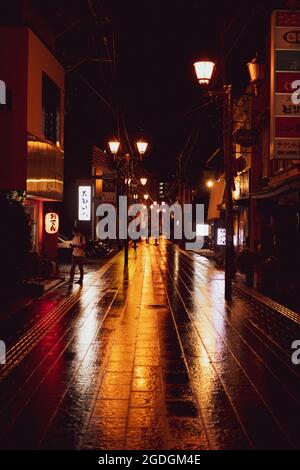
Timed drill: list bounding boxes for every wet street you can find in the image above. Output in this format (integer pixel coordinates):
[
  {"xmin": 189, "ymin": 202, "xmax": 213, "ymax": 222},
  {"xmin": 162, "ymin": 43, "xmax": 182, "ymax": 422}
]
[{"xmin": 0, "ymin": 240, "xmax": 300, "ymax": 450}]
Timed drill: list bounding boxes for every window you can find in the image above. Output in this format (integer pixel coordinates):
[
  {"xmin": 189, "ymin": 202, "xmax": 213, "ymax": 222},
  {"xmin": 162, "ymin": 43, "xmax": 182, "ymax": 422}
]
[{"xmin": 42, "ymin": 73, "xmax": 60, "ymax": 144}]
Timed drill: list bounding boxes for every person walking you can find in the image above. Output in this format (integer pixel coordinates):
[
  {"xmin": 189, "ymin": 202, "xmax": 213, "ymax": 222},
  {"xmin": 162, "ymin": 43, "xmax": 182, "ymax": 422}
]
[{"xmin": 69, "ymin": 229, "xmax": 86, "ymax": 285}]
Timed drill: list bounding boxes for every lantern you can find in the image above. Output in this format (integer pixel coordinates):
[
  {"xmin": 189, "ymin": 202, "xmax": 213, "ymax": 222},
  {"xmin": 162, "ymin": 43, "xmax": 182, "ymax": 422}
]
[
  {"xmin": 193, "ymin": 60, "xmax": 215, "ymax": 85},
  {"xmin": 45, "ymin": 212, "xmax": 59, "ymax": 234}
]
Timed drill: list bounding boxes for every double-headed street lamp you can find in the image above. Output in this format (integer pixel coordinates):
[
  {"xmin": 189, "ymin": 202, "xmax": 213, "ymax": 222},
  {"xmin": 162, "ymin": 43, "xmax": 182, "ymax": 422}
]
[
  {"xmin": 108, "ymin": 138, "xmax": 149, "ymax": 268},
  {"xmin": 140, "ymin": 177, "xmax": 148, "ymax": 186},
  {"xmin": 193, "ymin": 59, "xmax": 234, "ymax": 301}
]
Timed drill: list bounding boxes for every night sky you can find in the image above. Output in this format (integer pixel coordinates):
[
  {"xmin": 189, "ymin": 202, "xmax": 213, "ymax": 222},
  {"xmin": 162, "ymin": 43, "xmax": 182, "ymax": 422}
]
[
  {"xmin": 33, "ymin": 0, "xmax": 295, "ymax": 183},
  {"xmin": 103, "ymin": 0, "xmax": 284, "ymax": 179}
]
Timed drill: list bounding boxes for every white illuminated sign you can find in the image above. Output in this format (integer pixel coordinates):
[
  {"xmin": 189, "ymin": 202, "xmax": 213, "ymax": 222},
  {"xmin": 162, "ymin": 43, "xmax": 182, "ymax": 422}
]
[
  {"xmin": 78, "ymin": 186, "xmax": 91, "ymax": 221},
  {"xmin": 0, "ymin": 80, "xmax": 6, "ymax": 105},
  {"xmin": 196, "ymin": 224, "xmax": 209, "ymax": 237},
  {"xmin": 217, "ymin": 228, "xmax": 226, "ymax": 246}
]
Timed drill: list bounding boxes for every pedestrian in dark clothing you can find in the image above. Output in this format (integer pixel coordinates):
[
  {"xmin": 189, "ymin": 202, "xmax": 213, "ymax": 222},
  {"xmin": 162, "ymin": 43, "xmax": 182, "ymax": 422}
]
[{"xmin": 69, "ymin": 229, "xmax": 86, "ymax": 285}]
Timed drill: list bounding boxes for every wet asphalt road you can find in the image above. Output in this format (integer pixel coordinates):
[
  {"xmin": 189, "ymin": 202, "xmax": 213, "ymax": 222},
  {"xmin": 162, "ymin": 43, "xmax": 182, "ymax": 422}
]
[{"xmin": 0, "ymin": 240, "xmax": 300, "ymax": 450}]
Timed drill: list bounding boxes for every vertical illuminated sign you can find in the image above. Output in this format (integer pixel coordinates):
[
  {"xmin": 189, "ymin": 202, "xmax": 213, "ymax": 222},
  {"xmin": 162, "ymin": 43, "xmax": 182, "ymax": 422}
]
[
  {"xmin": 196, "ymin": 224, "xmax": 209, "ymax": 237},
  {"xmin": 0, "ymin": 80, "xmax": 6, "ymax": 105},
  {"xmin": 78, "ymin": 186, "xmax": 91, "ymax": 221},
  {"xmin": 271, "ymin": 10, "xmax": 300, "ymax": 159},
  {"xmin": 217, "ymin": 228, "xmax": 226, "ymax": 246},
  {"xmin": 0, "ymin": 340, "xmax": 6, "ymax": 365}
]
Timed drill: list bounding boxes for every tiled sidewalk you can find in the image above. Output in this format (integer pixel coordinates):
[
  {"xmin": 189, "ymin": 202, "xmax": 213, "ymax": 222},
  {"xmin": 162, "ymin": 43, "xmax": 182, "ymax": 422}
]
[{"xmin": 82, "ymin": 245, "xmax": 208, "ymax": 450}]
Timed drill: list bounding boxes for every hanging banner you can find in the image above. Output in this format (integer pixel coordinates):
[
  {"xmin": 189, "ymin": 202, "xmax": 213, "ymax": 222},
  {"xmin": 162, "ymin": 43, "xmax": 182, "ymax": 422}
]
[{"xmin": 271, "ymin": 10, "xmax": 300, "ymax": 159}]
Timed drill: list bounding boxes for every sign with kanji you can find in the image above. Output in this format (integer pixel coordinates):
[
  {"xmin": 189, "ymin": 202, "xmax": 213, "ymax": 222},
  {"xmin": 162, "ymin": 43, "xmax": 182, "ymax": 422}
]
[
  {"xmin": 275, "ymin": 94, "xmax": 300, "ymax": 115},
  {"xmin": 275, "ymin": 140, "xmax": 300, "ymax": 159},
  {"xmin": 276, "ymin": 50, "xmax": 300, "ymax": 71},
  {"xmin": 271, "ymin": 11, "xmax": 300, "ymax": 159},
  {"xmin": 217, "ymin": 228, "xmax": 226, "ymax": 246},
  {"xmin": 276, "ymin": 11, "xmax": 300, "ymax": 27},
  {"xmin": 78, "ymin": 186, "xmax": 91, "ymax": 221},
  {"xmin": 45, "ymin": 212, "xmax": 59, "ymax": 234}
]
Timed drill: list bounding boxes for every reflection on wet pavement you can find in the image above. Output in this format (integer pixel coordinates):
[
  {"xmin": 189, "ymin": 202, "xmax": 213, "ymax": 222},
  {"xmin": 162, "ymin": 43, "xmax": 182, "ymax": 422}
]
[{"xmin": 0, "ymin": 240, "xmax": 300, "ymax": 449}]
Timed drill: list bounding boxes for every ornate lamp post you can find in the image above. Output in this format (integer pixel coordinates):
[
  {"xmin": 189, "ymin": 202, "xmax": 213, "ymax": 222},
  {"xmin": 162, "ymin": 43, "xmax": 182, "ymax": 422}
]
[
  {"xmin": 247, "ymin": 56, "xmax": 265, "ymax": 96},
  {"xmin": 108, "ymin": 140, "xmax": 120, "ymax": 157},
  {"xmin": 108, "ymin": 138, "xmax": 148, "ymax": 269},
  {"xmin": 140, "ymin": 177, "xmax": 147, "ymax": 186},
  {"xmin": 136, "ymin": 141, "xmax": 148, "ymax": 160},
  {"xmin": 194, "ymin": 59, "xmax": 234, "ymax": 301}
]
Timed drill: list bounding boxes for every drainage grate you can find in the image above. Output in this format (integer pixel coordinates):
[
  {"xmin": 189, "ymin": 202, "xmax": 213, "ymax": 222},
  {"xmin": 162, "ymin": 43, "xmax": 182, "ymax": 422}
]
[{"xmin": 143, "ymin": 304, "xmax": 168, "ymax": 309}]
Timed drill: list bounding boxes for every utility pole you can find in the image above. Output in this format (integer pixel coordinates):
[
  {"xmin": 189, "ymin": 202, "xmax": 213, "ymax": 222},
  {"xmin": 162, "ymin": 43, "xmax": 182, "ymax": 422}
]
[
  {"xmin": 223, "ymin": 85, "xmax": 234, "ymax": 301},
  {"xmin": 124, "ymin": 154, "xmax": 130, "ymax": 269},
  {"xmin": 221, "ymin": 25, "xmax": 234, "ymax": 301}
]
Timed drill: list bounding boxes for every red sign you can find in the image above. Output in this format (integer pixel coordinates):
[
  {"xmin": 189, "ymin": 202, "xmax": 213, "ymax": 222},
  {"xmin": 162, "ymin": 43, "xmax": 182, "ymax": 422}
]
[
  {"xmin": 276, "ymin": 11, "xmax": 300, "ymax": 27},
  {"xmin": 271, "ymin": 11, "xmax": 300, "ymax": 159},
  {"xmin": 275, "ymin": 117, "xmax": 300, "ymax": 138},
  {"xmin": 276, "ymin": 72, "xmax": 300, "ymax": 93}
]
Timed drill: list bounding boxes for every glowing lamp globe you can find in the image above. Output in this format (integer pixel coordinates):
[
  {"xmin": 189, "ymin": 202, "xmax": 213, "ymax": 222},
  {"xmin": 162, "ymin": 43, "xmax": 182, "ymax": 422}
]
[
  {"xmin": 206, "ymin": 179, "xmax": 214, "ymax": 189},
  {"xmin": 193, "ymin": 61, "xmax": 215, "ymax": 85},
  {"xmin": 137, "ymin": 141, "xmax": 148, "ymax": 155},
  {"xmin": 108, "ymin": 141, "xmax": 120, "ymax": 155}
]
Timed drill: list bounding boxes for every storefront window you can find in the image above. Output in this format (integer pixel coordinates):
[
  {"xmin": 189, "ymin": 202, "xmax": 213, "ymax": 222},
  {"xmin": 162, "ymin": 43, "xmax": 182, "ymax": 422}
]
[{"xmin": 42, "ymin": 73, "xmax": 60, "ymax": 144}]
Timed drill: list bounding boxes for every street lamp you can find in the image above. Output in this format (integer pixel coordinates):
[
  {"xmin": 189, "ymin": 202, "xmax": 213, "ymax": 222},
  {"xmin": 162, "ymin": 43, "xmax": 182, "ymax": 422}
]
[
  {"xmin": 140, "ymin": 177, "xmax": 147, "ymax": 186},
  {"xmin": 247, "ymin": 56, "xmax": 265, "ymax": 96},
  {"xmin": 206, "ymin": 179, "xmax": 215, "ymax": 189},
  {"xmin": 144, "ymin": 194, "xmax": 149, "ymax": 200},
  {"xmin": 194, "ymin": 59, "xmax": 234, "ymax": 301},
  {"xmin": 108, "ymin": 140, "xmax": 120, "ymax": 156},
  {"xmin": 193, "ymin": 60, "xmax": 215, "ymax": 85},
  {"xmin": 108, "ymin": 137, "xmax": 149, "ymax": 269},
  {"xmin": 137, "ymin": 141, "xmax": 148, "ymax": 159}
]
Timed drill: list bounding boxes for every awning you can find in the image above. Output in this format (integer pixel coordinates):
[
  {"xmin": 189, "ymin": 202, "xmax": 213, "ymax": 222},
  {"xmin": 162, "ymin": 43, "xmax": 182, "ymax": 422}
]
[
  {"xmin": 207, "ymin": 179, "xmax": 225, "ymax": 221},
  {"xmin": 251, "ymin": 180, "xmax": 300, "ymax": 200}
]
